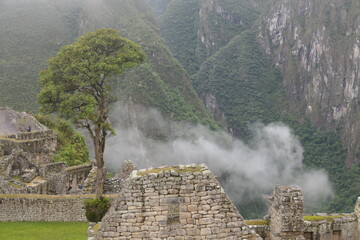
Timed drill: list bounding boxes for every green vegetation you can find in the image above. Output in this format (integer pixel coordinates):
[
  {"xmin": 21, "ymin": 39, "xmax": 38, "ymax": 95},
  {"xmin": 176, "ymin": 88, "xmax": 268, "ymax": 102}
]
[
  {"xmin": 193, "ymin": 29, "xmax": 359, "ymax": 216},
  {"xmin": 146, "ymin": 0, "xmax": 172, "ymax": 17},
  {"xmin": 38, "ymin": 28, "xmax": 145, "ymax": 196},
  {"xmin": 245, "ymin": 220, "xmax": 270, "ymax": 225},
  {"xmin": 159, "ymin": 0, "xmax": 264, "ymax": 75},
  {"xmin": 0, "ymin": 0, "xmax": 216, "ymax": 130},
  {"xmin": 303, "ymin": 215, "xmax": 350, "ymax": 222},
  {"xmin": 0, "ymin": 222, "xmax": 87, "ymax": 240},
  {"xmin": 194, "ymin": 30, "xmax": 283, "ymax": 139},
  {"xmin": 159, "ymin": 0, "xmax": 200, "ymax": 75},
  {"xmin": 0, "ymin": 194, "xmax": 116, "ymax": 199},
  {"xmin": 83, "ymin": 197, "xmax": 111, "ymax": 222},
  {"xmin": 0, "ymin": 0, "xmax": 79, "ymax": 111},
  {"xmin": 35, "ymin": 115, "xmax": 89, "ymax": 166}
]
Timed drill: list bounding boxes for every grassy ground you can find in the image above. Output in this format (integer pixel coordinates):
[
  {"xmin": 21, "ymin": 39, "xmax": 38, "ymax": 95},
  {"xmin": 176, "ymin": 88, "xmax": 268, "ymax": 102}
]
[{"xmin": 0, "ymin": 222, "xmax": 88, "ymax": 240}]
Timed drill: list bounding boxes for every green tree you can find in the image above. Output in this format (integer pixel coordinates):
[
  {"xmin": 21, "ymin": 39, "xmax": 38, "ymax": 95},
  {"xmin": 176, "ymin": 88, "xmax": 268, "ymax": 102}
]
[{"xmin": 38, "ymin": 28, "xmax": 145, "ymax": 196}]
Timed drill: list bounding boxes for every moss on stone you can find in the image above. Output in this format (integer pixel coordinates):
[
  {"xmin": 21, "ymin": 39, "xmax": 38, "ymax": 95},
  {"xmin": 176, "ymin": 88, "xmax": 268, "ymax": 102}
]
[
  {"xmin": 303, "ymin": 215, "xmax": 349, "ymax": 222},
  {"xmin": 137, "ymin": 165, "xmax": 204, "ymax": 176},
  {"xmin": 245, "ymin": 220, "xmax": 270, "ymax": 225}
]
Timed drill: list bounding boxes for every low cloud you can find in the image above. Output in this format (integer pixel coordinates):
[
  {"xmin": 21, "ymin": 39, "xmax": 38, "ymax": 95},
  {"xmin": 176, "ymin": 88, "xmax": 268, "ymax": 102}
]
[{"xmin": 105, "ymin": 103, "xmax": 333, "ymax": 212}]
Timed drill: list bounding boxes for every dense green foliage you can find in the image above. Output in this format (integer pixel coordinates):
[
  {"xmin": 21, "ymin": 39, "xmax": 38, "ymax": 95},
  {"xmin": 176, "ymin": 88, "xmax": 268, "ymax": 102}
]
[
  {"xmin": 146, "ymin": 0, "xmax": 172, "ymax": 16},
  {"xmin": 194, "ymin": 31, "xmax": 283, "ymax": 139},
  {"xmin": 288, "ymin": 120, "xmax": 360, "ymax": 213},
  {"xmin": 83, "ymin": 197, "xmax": 111, "ymax": 222},
  {"xmin": 35, "ymin": 115, "xmax": 89, "ymax": 166},
  {"xmin": 101, "ymin": 0, "xmax": 217, "ymax": 126},
  {"xmin": 38, "ymin": 28, "xmax": 146, "ymax": 196},
  {"xmin": 158, "ymin": 0, "xmax": 200, "ymax": 74},
  {"xmin": 0, "ymin": 222, "xmax": 87, "ymax": 240},
  {"xmin": 38, "ymin": 28, "xmax": 145, "ymax": 121},
  {"xmin": 158, "ymin": 0, "xmax": 263, "ymax": 75}
]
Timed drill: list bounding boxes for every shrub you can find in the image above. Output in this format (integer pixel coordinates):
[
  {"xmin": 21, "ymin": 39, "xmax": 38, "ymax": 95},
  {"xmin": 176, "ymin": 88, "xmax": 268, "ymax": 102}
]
[
  {"xmin": 35, "ymin": 114, "xmax": 89, "ymax": 166},
  {"xmin": 83, "ymin": 197, "xmax": 111, "ymax": 222}
]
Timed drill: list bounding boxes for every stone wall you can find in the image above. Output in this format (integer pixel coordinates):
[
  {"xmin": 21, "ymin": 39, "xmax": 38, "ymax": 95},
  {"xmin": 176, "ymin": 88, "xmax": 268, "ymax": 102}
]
[
  {"xmin": 0, "ymin": 129, "xmax": 57, "ymax": 169},
  {"xmin": 268, "ymin": 185, "xmax": 305, "ymax": 240},
  {"xmin": 303, "ymin": 215, "xmax": 358, "ymax": 240},
  {"xmin": 249, "ymin": 185, "xmax": 360, "ymax": 240},
  {"xmin": 98, "ymin": 164, "xmax": 261, "ymax": 240},
  {"xmin": 65, "ymin": 164, "xmax": 92, "ymax": 193},
  {"xmin": 0, "ymin": 194, "xmax": 116, "ymax": 222}
]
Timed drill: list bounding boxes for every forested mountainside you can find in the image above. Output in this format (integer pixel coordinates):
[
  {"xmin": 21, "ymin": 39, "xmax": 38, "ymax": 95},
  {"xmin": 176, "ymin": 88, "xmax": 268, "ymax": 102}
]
[
  {"xmin": 2, "ymin": 0, "xmax": 360, "ymax": 217},
  {"xmin": 0, "ymin": 0, "xmax": 214, "ymax": 126},
  {"xmin": 258, "ymin": 0, "xmax": 360, "ymax": 165},
  {"xmin": 148, "ymin": 0, "xmax": 360, "ymax": 215}
]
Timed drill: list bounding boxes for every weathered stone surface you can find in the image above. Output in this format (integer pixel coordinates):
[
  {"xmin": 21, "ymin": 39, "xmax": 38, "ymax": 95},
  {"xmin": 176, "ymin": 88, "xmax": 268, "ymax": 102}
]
[
  {"xmin": 97, "ymin": 164, "xmax": 260, "ymax": 240},
  {"xmin": 0, "ymin": 194, "xmax": 116, "ymax": 222},
  {"xmin": 268, "ymin": 185, "xmax": 305, "ymax": 240}
]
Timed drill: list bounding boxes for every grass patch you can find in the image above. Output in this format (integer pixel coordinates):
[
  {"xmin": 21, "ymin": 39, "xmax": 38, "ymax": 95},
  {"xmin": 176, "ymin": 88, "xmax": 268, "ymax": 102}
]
[
  {"xmin": 0, "ymin": 222, "xmax": 88, "ymax": 240},
  {"xmin": 245, "ymin": 220, "xmax": 270, "ymax": 226},
  {"xmin": 0, "ymin": 194, "xmax": 117, "ymax": 199},
  {"xmin": 137, "ymin": 165, "xmax": 204, "ymax": 176},
  {"xmin": 303, "ymin": 215, "xmax": 349, "ymax": 222}
]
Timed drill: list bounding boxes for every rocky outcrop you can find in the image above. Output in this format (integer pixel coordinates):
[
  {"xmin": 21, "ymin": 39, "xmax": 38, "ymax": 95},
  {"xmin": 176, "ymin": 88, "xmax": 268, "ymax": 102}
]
[{"xmin": 257, "ymin": 0, "xmax": 360, "ymax": 163}]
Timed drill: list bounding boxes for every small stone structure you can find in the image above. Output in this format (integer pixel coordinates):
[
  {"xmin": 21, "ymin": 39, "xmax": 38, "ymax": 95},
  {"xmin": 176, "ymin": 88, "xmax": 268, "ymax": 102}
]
[
  {"xmin": 98, "ymin": 164, "xmax": 261, "ymax": 240},
  {"xmin": 248, "ymin": 185, "xmax": 360, "ymax": 240},
  {"xmin": 268, "ymin": 185, "xmax": 305, "ymax": 240},
  {"xmin": 0, "ymin": 194, "xmax": 116, "ymax": 222}
]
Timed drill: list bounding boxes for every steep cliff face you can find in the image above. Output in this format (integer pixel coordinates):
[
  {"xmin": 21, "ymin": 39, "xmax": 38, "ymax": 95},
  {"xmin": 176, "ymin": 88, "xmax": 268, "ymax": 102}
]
[{"xmin": 258, "ymin": 0, "xmax": 360, "ymax": 163}]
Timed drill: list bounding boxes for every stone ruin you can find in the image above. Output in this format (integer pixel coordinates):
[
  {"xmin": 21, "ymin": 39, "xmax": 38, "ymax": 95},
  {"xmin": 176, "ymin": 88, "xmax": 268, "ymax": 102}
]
[
  {"xmin": 97, "ymin": 164, "xmax": 261, "ymax": 240},
  {"xmin": 1, "ymin": 109, "xmax": 360, "ymax": 240},
  {"xmin": 0, "ymin": 108, "xmax": 92, "ymax": 194},
  {"xmin": 95, "ymin": 165, "xmax": 360, "ymax": 240},
  {"xmin": 248, "ymin": 185, "xmax": 359, "ymax": 240},
  {"xmin": 0, "ymin": 107, "xmax": 138, "ymax": 195}
]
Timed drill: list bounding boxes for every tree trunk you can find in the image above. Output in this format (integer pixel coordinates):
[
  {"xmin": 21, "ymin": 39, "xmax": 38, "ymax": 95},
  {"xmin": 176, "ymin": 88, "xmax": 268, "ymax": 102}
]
[{"xmin": 94, "ymin": 132, "xmax": 105, "ymax": 198}]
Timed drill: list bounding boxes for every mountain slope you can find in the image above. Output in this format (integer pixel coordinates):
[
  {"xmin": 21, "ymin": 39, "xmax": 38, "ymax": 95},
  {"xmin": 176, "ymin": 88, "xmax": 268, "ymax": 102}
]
[
  {"xmin": 0, "ymin": 0, "xmax": 215, "ymax": 126},
  {"xmin": 156, "ymin": 0, "xmax": 265, "ymax": 75},
  {"xmin": 0, "ymin": 0, "xmax": 81, "ymax": 110},
  {"xmin": 258, "ymin": 0, "xmax": 360, "ymax": 164}
]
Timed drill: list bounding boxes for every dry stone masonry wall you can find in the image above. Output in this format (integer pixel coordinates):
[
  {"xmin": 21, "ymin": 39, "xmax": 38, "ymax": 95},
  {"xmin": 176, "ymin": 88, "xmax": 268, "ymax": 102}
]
[
  {"xmin": 98, "ymin": 164, "xmax": 261, "ymax": 240},
  {"xmin": 249, "ymin": 185, "xmax": 360, "ymax": 240},
  {"xmin": 268, "ymin": 185, "xmax": 305, "ymax": 240},
  {"xmin": 0, "ymin": 194, "xmax": 116, "ymax": 222}
]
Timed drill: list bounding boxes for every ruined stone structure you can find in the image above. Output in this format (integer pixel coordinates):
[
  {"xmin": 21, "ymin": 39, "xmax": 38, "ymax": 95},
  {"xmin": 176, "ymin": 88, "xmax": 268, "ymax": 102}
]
[
  {"xmin": 268, "ymin": 185, "xmax": 305, "ymax": 240},
  {"xmin": 97, "ymin": 166, "xmax": 360, "ymax": 240},
  {"xmin": 248, "ymin": 185, "xmax": 360, "ymax": 240},
  {"xmin": 98, "ymin": 164, "xmax": 261, "ymax": 240},
  {"xmin": 0, "ymin": 108, "xmax": 92, "ymax": 195},
  {"xmin": 0, "ymin": 194, "xmax": 116, "ymax": 222}
]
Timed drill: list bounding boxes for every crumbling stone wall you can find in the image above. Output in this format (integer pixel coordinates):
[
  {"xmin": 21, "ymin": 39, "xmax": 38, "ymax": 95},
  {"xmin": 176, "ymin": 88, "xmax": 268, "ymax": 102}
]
[
  {"xmin": 303, "ymin": 215, "xmax": 357, "ymax": 240},
  {"xmin": 98, "ymin": 164, "xmax": 261, "ymax": 240},
  {"xmin": 0, "ymin": 194, "xmax": 116, "ymax": 222},
  {"xmin": 268, "ymin": 185, "xmax": 305, "ymax": 240},
  {"xmin": 65, "ymin": 164, "xmax": 92, "ymax": 189},
  {"xmin": 0, "ymin": 130, "xmax": 57, "ymax": 168},
  {"xmin": 250, "ymin": 185, "xmax": 360, "ymax": 240}
]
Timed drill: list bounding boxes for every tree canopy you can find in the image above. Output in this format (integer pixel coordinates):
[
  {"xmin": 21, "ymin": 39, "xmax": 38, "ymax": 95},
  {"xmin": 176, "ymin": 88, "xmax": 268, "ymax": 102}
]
[{"xmin": 38, "ymin": 28, "xmax": 145, "ymax": 195}]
